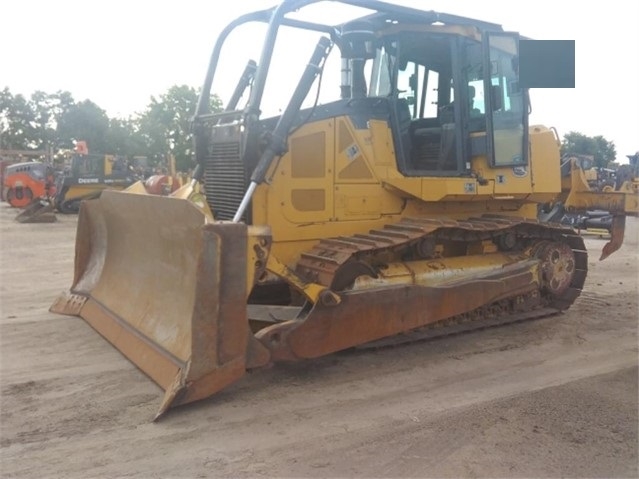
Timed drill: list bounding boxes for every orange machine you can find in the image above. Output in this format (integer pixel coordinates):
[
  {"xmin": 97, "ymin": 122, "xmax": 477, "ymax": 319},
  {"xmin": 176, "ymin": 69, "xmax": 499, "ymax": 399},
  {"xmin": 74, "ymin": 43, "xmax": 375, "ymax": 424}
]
[{"xmin": 3, "ymin": 162, "xmax": 57, "ymax": 208}]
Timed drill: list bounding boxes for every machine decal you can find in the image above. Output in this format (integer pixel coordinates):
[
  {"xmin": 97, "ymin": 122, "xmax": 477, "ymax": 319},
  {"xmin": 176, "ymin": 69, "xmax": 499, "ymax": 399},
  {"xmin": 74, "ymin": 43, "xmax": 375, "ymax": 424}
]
[
  {"xmin": 512, "ymin": 166, "xmax": 528, "ymax": 177},
  {"xmin": 78, "ymin": 178, "xmax": 100, "ymax": 184},
  {"xmin": 346, "ymin": 144, "xmax": 360, "ymax": 161}
]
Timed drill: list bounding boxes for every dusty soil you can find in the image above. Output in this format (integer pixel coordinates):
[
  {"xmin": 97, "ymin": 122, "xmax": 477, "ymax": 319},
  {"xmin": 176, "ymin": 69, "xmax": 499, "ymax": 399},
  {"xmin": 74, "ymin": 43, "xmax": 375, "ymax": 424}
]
[{"xmin": 0, "ymin": 202, "xmax": 637, "ymax": 478}]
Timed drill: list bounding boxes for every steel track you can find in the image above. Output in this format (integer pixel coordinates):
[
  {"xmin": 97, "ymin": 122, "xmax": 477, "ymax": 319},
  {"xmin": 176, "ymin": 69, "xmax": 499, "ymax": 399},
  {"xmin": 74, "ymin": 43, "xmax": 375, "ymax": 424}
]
[{"xmin": 295, "ymin": 214, "xmax": 587, "ymax": 348}]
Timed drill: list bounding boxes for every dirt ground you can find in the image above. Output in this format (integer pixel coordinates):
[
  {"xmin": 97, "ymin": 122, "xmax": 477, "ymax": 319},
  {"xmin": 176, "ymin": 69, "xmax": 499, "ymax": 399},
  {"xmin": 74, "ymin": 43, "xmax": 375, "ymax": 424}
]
[{"xmin": 0, "ymin": 202, "xmax": 637, "ymax": 478}]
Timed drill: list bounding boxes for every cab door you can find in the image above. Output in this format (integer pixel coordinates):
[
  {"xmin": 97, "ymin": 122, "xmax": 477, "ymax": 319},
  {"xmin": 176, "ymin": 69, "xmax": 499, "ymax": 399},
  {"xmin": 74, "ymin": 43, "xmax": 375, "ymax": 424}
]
[{"xmin": 483, "ymin": 32, "xmax": 528, "ymax": 168}]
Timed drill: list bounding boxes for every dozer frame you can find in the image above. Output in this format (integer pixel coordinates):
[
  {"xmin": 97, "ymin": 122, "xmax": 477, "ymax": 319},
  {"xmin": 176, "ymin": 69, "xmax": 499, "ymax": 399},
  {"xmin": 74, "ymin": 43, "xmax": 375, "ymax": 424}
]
[{"xmin": 51, "ymin": 0, "xmax": 638, "ymax": 419}]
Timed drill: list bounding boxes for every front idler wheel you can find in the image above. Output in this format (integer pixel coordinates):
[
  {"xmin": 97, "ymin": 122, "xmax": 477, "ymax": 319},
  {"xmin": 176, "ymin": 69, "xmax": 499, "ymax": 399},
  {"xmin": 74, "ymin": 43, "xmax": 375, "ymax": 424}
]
[{"xmin": 533, "ymin": 241, "xmax": 575, "ymax": 296}]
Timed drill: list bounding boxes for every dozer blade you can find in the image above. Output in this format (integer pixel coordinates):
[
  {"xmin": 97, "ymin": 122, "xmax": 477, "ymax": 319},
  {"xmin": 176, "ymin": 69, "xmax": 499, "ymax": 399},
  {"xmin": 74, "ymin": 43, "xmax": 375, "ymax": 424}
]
[
  {"xmin": 50, "ymin": 190, "xmax": 268, "ymax": 419},
  {"xmin": 15, "ymin": 199, "xmax": 56, "ymax": 223}
]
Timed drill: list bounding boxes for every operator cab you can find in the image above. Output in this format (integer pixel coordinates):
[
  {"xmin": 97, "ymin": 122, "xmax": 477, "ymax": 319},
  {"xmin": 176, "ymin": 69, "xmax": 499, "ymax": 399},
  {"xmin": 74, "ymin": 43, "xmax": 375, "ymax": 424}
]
[
  {"xmin": 364, "ymin": 29, "xmax": 527, "ymax": 176},
  {"xmin": 192, "ymin": 1, "xmax": 569, "ymax": 221}
]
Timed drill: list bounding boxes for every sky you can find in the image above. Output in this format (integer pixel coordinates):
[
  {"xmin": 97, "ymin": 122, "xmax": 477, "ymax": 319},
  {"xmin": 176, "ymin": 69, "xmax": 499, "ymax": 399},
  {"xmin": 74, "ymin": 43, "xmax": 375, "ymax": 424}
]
[{"xmin": 3, "ymin": 0, "xmax": 638, "ymax": 163}]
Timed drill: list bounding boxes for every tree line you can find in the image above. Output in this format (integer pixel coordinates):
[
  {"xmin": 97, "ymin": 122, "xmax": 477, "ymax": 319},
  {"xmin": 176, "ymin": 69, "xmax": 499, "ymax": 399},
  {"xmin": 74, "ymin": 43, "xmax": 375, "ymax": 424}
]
[
  {"xmin": 0, "ymin": 86, "xmax": 221, "ymax": 172},
  {"xmin": 1, "ymin": 85, "xmax": 618, "ymax": 171},
  {"xmin": 560, "ymin": 132, "xmax": 617, "ymax": 169}
]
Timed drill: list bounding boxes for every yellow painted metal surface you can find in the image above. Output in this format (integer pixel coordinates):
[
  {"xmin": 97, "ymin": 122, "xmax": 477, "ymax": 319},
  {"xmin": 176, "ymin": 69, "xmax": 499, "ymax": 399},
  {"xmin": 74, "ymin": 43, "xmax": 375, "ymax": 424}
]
[
  {"xmin": 565, "ymin": 159, "xmax": 639, "ymax": 215},
  {"xmin": 269, "ymin": 120, "xmax": 335, "ymax": 224},
  {"xmin": 351, "ymin": 252, "xmax": 535, "ymax": 290},
  {"xmin": 104, "ymin": 155, "xmax": 114, "ymax": 175},
  {"xmin": 334, "ymin": 119, "xmax": 375, "ymax": 182},
  {"xmin": 252, "ymin": 115, "xmax": 579, "ymax": 268},
  {"xmin": 528, "ymin": 125, "xmax": 562, "ymax": 198},
  {"xmin": 265, "ymin": 254, "xmax": 339, "ymax": 305}
]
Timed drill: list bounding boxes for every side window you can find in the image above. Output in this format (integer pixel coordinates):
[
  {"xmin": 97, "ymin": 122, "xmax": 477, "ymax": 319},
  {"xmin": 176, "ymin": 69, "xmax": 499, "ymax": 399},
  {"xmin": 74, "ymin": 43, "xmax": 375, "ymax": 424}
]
[
  {"xmin": 468, "ymin": 79, "xmax": 485, "ymax": 116},
  {"xmin": 464, "ymin": 41, "xmax": 486, "ymax": 132},
  {"xmin": 396, "ymin": 62, "xmax": 442, "ymax": 120},
  {"xmin": 488, "ymin": 36, "xmax": 523, "ymax": 121},
  {"xmin": 397, "ymin": 61, "xmax": 424, "ymax": 118},
  {"xmin": 369, "ymin": 45, "xmax": 392, "ymax": 97},
  {"xmin": 423, "ymin": 70, "xmax": 439, "ymax": 118}
]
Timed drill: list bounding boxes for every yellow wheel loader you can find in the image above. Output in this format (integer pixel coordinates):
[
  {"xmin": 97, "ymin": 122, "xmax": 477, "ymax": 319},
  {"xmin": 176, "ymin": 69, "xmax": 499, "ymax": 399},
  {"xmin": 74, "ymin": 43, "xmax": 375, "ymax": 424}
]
[{"xmin": 51, "ymin": 0, "xmax": 639, "ymax": 419}]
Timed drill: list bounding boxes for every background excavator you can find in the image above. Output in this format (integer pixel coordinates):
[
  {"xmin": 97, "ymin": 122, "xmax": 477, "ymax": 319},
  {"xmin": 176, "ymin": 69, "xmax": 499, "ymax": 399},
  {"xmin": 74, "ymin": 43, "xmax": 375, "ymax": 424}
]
[{"xmin": 51, "ymin": 0, "xmax": 638, "ymax": 419}]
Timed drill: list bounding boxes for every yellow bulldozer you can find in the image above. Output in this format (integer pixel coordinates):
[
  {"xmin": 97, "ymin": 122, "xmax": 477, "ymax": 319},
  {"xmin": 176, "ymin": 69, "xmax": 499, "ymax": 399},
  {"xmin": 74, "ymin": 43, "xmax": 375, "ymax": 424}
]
[{"xmin": 51, "ymin": 0, "xmax": 638, "ymax": 419}]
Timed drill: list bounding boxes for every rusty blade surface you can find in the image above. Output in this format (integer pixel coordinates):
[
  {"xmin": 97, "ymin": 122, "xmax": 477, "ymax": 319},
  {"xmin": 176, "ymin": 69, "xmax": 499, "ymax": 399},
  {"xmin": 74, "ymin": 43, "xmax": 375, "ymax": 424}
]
[
  {"xmin": 49, "ymin": 190, "xmax": 260, "ymax": 418},
  {"xmin": 257, "ymin": 259, "xmax": 539, "ymax": 361}
]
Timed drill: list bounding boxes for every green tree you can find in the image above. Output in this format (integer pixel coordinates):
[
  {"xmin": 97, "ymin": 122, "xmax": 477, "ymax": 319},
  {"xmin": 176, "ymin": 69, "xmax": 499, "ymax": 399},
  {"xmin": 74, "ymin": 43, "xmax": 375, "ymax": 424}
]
[
  {"xmin": 1, "ymin": 86, "xmax": 223, "ymax": 168},
  {"xmin": 137, "ymin": 85, "xmax": 222, "ymax": 172},
  {"xmin": 56, "ymin": 99, "xmax": 110, "ymax": 154},
  {"xmin": 105, "ymin": 117, "xmax": 146, "ymax": 157},
  {"xmin": 561, "ymin": 131, "xmax": 616, "ymax": 168},
  {"xmin": 0, "ymin": 87, "xmax": 39, "ymax": 150},
  {"xmin": 29, "ymin": 90, "xmax": 75, "ymax": 151},
  {"xmin": 0, "ymin": 88, "xmax": 78, "ymax": 151}
]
